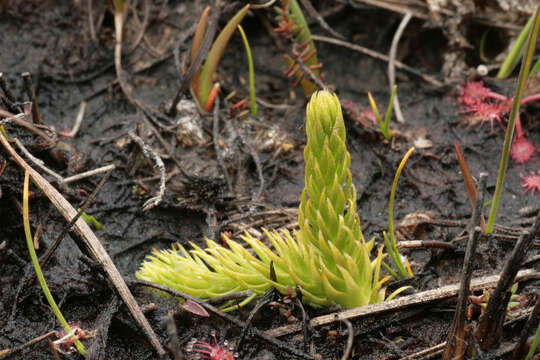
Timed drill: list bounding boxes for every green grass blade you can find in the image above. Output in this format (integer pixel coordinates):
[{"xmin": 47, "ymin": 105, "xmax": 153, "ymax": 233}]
[
  {"xmin": 383, "ymin": 231, "xmax": 406, "ymax": 279},
  {"xmin": 387, "ymin": 147, "xmax": 415, "ymax": 278},
  {"xmin": 383, "ymin": 85, "xmax": 397, "ymax": 138},
  {"xmin": 198, "ymin": 4, "xmax": 250, "ymax": 106},
  {"xmin": 497, "ymin": 12, "xmax": 535, "ymax": 78},
  {"xmin": 526, "ymin": 322, "xmax": 540, "ymax": 360},
  {"xmin": 367, "ymin": 92, "xmax": 383, "ymax": 126},
  {"xmin": 487, "ymin": 6, "xmax": 540, "ymax": 233},
  {"xmin": 237, "ymin": 25, "xmax": 257, "ymax": 116},
  {"xmin": 368, "ymin": 90, "xmax": 394, "ymax": 140}
]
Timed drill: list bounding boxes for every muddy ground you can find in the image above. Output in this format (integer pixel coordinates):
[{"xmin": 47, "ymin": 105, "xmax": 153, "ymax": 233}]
[{"xmin": 0, "ymin": 1, "xmax": 539, "ymax": 359}]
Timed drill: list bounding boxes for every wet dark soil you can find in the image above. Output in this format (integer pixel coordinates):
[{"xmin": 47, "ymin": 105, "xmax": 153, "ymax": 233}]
[{"xmin": 0, "ymin": 1, "xmax": 539, "ymax": 360}]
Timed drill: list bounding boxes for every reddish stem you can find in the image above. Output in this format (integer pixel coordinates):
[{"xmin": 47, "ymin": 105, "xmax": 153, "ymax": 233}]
[
  {"xmin": 515, "ymin": 92, "xmax": 540, "ymax": 138},
  {"xmin": 515, "ymin": 114, "xmax": 523, "ymax": 138},
  {"xmin": 521, "ymin": 93, "xmax": 540, "ymax": 104},
  {"xmin": 487, "ymin": 91, "xmax": 508, "ymax": 102}
]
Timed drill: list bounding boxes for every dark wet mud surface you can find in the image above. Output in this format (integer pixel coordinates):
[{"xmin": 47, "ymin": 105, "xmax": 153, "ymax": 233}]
[{"xmin": 0, "ymin": 1, "xmax": 539, "ymax": 359}]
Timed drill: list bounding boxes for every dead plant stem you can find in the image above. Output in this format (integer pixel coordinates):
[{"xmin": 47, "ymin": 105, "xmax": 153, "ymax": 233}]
[
  {"xmin": 128, "ymin": 130, "xmax": 166, "ymax": 211},
  {"xmin": 297, "ymin": 0, "xmax": 345, "ymax": 39},
  {"xmin": 311, "ymin": 34, "xmax": 443, "ymax": 86},
  {"xmin": 21, "ymin": 72, "xmax": 43, "ymax": 125},
  {"xmin": 388, "ymin": 12, "xmax": 411, "ymax": 123},
  {"xmin": 0, "ymin": 331, "xmax": 56, "ymax": 359},
  {"xmin": 63, "ymin": 101, "xmax": 87, "ymax": 138},
  {"xmin": 476, "ymin": 211, "xmax": 540, "ymax": 349},
  {"xmin": 266, "ymin": 269, "xmax": 539, "ymax": 338},
  {"xmin": 443, "ymin": 173, "xmax": 486, "ymax": 359}
]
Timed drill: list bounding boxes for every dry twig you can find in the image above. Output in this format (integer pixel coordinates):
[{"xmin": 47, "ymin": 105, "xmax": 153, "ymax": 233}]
[
  {"xmin": 297, "ymin": 0, "xmax": 345, "ymax": 40},
  {"xmin": 21, "ymin": 72, "xmax": 43, "ymax": 125},
  {"xmin": 475, "ymin": 211, "xmax": 540, "ymax": 350},
  {"xmin": 340, "ymin": 319, "xmax": 354, "ymax": 360},
  {"xmin": 266, "ymin": 269, "xmax": 539, "ymax": 338},
  {"xmin": 62, "ymin": 101, "xmax": 87, "ymax": 138},
  {"xmin": 61, "ymin": 164, "xmax": 116, "ymax": 184},
  {"xmin": 443, "ymin": 173, "xmax": 486, "ymax": 359},
  {"xmin": 311, "ymin": 34, "xmax": 443, "ymax": 87},
  {"xmin": 388, "ymin": 12, "xmax": 412, "ymax": 123},
  {"xmin": 0, "ymin": 331, "xmax": 57, "ymax": 359},
  {"xmin": 14, "ymin": 138, "xmax": 63, "ymax": 182},
  {"xmin": 128, "ymin": 130, "xmax": 166, "ymax": 211}
]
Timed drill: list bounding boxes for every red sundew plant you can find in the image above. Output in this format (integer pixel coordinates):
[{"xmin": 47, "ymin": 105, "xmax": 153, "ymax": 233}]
[
  {"xmin": 458, "ymin": 80, "xmax": 539, "ymax": 163},
  {"xmin": 341, "ymin": 99, "xmax": 377, "ymax": 128},
  {"xmin": 461, "ymin": 101, "xmax": 509, "ymax": 131},
  {"xmin": 511, "ymin": 136, "xmax": 537, "ymax": 163},
  {"xmin": 53, "ymin": 323, "xmax": 95, "ymax": 355},
  {"xmin": 186, "ymin": 333, "xmax": 236, "ymax": 360},
  {"xmin": 520, "ymin": 172, "xmax": 540, "ymax": 195}
]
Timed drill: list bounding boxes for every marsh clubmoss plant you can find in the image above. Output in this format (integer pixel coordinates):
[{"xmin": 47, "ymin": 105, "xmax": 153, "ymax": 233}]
[
  {"xmin": 275, "ymin": 0, "xmax": 322, "ymax": 96},
  {"xmin": 137, "ymin": 90, "xmax": 404, "ymax": 309}
]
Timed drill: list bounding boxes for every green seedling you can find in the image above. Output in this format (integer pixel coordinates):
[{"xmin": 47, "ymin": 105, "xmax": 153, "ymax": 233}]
[
  {"xmin": 0, "ymin": 124, "xmax": 8, "ymax": 139},
  {"xmin": 191, "ymin": 5, "xmax": 250, "ymax": 111},
  {"xmin": 383, "ymin": 146, "xmax": 414, "ymax": 280},
  {"xmin": 23, "ymin": 172, "xmax": 86, "ymax": 356},
  {"xmin": 78, "ymin": 209, "xmax": 102, "ymax": 230},
  {"xmin": 367, "ymin": 85, "xmax": 396, "ymax": 140},
  {"xmin": 486, "ymin": 6, "xmax": 540, "ymax": 234},
  {"xmin": 469, "ymin": 283, "xmax": 521, "ymax": 318},
  {"xmin": 237, "ymin": 25, "xmax": 257, "ymax": 116},
  {"xmin": 137, "ymin": 90, "xmax": 408, "ymax": 309},
  {"xmin": 275, "ymin": 0, "xmax": 322, "ymax": 96},
  {"xmin": 527, "ymin": 322, "xmax": 540, "ymax": 360}
]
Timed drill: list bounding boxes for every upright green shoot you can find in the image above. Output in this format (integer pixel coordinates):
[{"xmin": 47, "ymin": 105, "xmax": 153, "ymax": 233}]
[
  {"xmin": 486, "ymin": 7, "xmax": 540, "ymax": 233},
  {"xmin": 526, "ymin": 323, "xmax": 540, "ymax": 360},
  {"xmin": 367, "ymin": 85, "xmax": 396, "ymax": 140},
  {"xmin": 237, "ymin": 25, "xmax": 257, "ymax": 116},
  {"xmin": 79, "ymin": 209, "xmax": 103, "ymax": 230},
  {"xmin": 497, "ymin": 13, "xmax": 535, "ymax": 79},
  {"xmin": 23, "ymin": 171, "xmax": 86, "ymax": 356},
  {"xmin": 383, "ymin": 147, "xmax": 415, "ymax": 279},
  {"xmin": 197, "ymin": 5, "xmax": 250, "ymax": 108}
]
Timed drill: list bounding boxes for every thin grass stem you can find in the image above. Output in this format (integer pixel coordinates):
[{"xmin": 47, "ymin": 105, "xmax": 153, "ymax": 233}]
[
  {"xmin": 383, "ymin": 85, "xmax": 397, "ymax": 135},
  {"xmin": 23, "ymin": 171, "xmax": 86, "ymax": 356},
  {"xmin": 367, "ymin": 89, "xmax": 394, "ymax": 140},
  {"xmin": 386, "ymin": 147, "xmax": 415, "ymax": 279},
  {"xmin": 497, "ymin": 12, "xmax": 535, "ymax": 78},
  {"xmin": 237, "ymin": 25, "xmax": 257, "ymax": 116},
  {"xmin": 486, "ymin": 6, "xmax": 540, "ymax": 233},
  {"xmin": 526, "ymin": 323, "xmax": 540, "ymax": 360}
]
